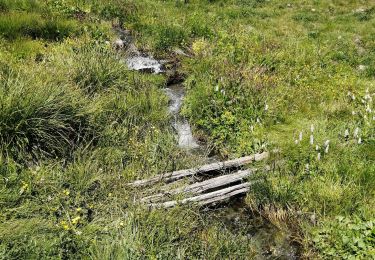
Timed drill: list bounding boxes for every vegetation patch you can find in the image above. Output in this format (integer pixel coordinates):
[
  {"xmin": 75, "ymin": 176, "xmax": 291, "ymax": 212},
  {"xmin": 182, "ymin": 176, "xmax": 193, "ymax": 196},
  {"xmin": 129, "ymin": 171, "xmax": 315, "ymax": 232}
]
[{"xmin": 0, "ymin": 0, "xmax": 374, "ymax": 258}]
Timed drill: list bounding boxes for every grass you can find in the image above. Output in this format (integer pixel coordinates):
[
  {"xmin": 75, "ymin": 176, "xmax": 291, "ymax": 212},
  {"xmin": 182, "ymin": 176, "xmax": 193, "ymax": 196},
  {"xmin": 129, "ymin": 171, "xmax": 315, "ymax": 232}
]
[
  {"xmin": 0, "ymin": 0, "xmax": 374, "ymax": 259},
  {"xmin": 0, "ymin": 12, "xmax": 80, "ymax": 41},
  {"xmin": 0, "ymin": 67, "xmax": 91, "ymax": 159}
]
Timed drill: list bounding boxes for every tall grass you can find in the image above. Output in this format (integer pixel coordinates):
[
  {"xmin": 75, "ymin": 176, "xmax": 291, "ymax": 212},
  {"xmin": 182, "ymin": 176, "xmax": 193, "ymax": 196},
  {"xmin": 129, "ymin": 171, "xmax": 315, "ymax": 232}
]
[
  {"xmin": 0, "ymin": 68, "xmax": 91, "ymax": 159},
  {"xmin": 73, "ymin": 45, "xmax": 129, "ymax": 94},
  {"xmin": 0, "ymin": 0, "xmax": 40, "ymax": 12},
  {"xmin": 0, "ymin": 12, "xmax": 79, "ymax": 40}
]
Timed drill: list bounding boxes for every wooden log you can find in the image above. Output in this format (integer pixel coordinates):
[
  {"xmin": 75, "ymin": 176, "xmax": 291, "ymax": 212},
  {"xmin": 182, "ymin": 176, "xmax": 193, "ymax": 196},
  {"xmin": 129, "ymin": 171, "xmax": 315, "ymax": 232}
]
[
  {"xmin": 149, "ymin": 182, "xmax": 252, "ymax": 208},
  {"xmin": 141, "ymin": 168, "xmax": 257, "ymax": 203},
  {"xmin": 129, "ymin": 151, "xmax": 268, "ymax": 187}
]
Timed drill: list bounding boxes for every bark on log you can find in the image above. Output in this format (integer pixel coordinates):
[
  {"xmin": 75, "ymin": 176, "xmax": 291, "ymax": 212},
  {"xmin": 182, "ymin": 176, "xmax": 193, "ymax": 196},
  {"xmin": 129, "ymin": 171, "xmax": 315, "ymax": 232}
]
[
  {"xmin": 129, "ymin": 152, "xmax": 268, "ymax": 187},
  {"xmin": 149, "ymin": 182, "xmax": 252, "ymax": 208},
  {"xmin": 141, "ymin": 168, "xmax": 257, "ymax": 203}
]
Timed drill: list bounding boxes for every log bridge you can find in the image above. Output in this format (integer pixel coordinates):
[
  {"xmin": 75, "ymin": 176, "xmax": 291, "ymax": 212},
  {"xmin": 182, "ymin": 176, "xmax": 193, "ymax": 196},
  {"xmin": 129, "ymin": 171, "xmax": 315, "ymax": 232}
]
[{"xmin": 129, "ymin": 152, "xmax": 269, "ymax": 208}]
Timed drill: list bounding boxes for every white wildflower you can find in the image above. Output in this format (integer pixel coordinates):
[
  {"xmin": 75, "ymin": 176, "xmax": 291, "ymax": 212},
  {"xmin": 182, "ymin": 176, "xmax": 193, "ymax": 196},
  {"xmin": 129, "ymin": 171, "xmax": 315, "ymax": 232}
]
[
  {"xmin": 366, "ymin": 105, "xmax": 372, "ymax": 113},
  {"xmin": 256, "ymin": 118, "xmax": 260, "ymax": 123},
  {"xmin": 299, "ymin": 131, "xmax": 303, "ymax": 141},
  {"xmin": 344, "ymin": 129, "xmax": 349, "ymax": 139},
  {"xmin": 214, "ymin": 85, "xmax": 219, "ymax": 92},
  {"xmin": 347, "ymin": 91, "xmax": 352, "ymax": 96},
  {"xmin": 220, "ymin": 89, "xmax": 225, "ymax": 95},
  {"xmin": 324, "ymin": 140, "xmax": 330, "ymax": 154},
  {"xmin": 265, "ymin": 103, "xmax": 269, "ymax": 111},
  {"xmin": 310, "ymin": 135, "xmax": 314, "ymax": 145},
  {"xmin": 358, "ymin": 65, "xmax": 366, "ymax": 71},
  {"xmin": 295, "ymin": 139, "xmax": 299, "ymax": 144},
  {"xmin": 352, "ymin": 111, "xmax": 356, "ymax": 115},
  {"xmin": 358, "ymin": 137, "xmax": 362, "ymax": 144},
  {"xmin": 305, "ymin": 164, "xmax": 310, "ymax": 172},
  {"xmin": 317, "ymin": 152, "xmax": 321, "ymax": 160},
  {"xmin": 354, "ymin": 127, "xmax": 359, "ymax": 138},
  {"xmin": 351, "ymin": 94, "xmax": 356, "ymax": 100},
  {"xmin": 315, "ymin": 145, "xmax": 319, "ymax": 151},
  {"xmin": 310, "ymin": 124, "xmax": 314, "ymax": 133}
]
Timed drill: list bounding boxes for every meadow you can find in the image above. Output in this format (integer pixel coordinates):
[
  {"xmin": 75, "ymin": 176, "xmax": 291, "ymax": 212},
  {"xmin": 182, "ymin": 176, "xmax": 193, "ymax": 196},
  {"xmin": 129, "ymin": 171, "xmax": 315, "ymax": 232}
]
[{"xmin": 0, "ymin": 0, "xmax": 374, "ymax": 259}]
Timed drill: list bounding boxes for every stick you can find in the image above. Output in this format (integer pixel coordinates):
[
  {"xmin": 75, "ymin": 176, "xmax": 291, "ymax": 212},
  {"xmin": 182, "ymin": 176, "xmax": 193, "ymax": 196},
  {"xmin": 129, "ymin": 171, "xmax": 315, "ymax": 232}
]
[
  {"xmin": 141, "ymin": 168, "xmax": 256, "ymax": 203},
  {"xmin": 150, "ymin": 182, "xmax": 252, "ymax": 208},
  {"xmin": 129, "ymin": 152, "xmax": 268, "ymax": 187}
]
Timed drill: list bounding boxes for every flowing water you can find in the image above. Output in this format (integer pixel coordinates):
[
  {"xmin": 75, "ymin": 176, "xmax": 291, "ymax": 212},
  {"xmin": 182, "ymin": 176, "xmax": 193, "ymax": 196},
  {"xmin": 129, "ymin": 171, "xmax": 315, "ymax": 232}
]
[
  {"xmin": 118, "ymin": 32, "xmax": 200, "ymax": 149},
  {"xmin": 164, "ymin": 84, "xmax": 200, "ymax": 149},
  {"xmin": 126, "ymin": 55, "xmax": 164, "ymax": 74},
  {"xmin": 120, "ymin": 30, "xmax": 299, "ymax": 258}
]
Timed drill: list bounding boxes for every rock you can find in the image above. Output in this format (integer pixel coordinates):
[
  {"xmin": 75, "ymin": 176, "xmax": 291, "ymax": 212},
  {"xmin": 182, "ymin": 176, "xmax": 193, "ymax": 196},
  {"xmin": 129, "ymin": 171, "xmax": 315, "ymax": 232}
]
[
  {"xmin": 114, "ymin": 39, "xmax": 124, "ymax": 50},
  {"xmin": 355, "ymin": 7, "xmax": 365, "ymax": 13},
  {"xmin": 358, "ymin": 64, "xmax": 367, "ymax": 71},
  {"xmin": 173, "ymin": 48, "xmax": 191, "ymax": 57},
  {"xmin": 354, "ymin": 36, "xmax": 362, "ymax": 45}
]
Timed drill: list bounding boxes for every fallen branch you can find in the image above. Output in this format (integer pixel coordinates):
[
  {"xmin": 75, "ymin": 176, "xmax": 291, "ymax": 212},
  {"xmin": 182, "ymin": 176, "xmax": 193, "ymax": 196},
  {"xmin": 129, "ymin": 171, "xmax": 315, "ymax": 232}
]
[
  {"xmin": 129, "ymin": 151, "xmax": 268, "ymax": 187},
  {"xmin": 150, "ymin": 182, "xmax": 252, "ymax": 208},
  {"xmin": 141, "ymin": 168, "xmax": 257, "ymax": 203}
]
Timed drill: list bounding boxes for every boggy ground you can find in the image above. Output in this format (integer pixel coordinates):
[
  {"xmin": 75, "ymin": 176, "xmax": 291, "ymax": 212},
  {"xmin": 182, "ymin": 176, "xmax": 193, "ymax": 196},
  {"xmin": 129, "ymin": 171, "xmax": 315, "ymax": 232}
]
[{"xmin": 0, "ymin": 0, "xmax": 374, "ymax": 259}]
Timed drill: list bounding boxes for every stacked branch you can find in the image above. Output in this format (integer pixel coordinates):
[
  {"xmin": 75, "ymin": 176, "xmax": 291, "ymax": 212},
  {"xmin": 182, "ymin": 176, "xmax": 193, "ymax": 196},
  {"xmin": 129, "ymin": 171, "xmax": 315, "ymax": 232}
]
[
  {"xmin": 141, "ymin": 168, "xmax": 257, "ymax": 203},
  {"xmin": 150, "ymin": 182, "xmax": 252, "ymax": 208},
  {"xmin": 129, "ymin": 151, "xmax": 268, "ymax": 187},
  {"xmin": 130, "ymin": 152, "xmax": 270, "ymax": 208}
]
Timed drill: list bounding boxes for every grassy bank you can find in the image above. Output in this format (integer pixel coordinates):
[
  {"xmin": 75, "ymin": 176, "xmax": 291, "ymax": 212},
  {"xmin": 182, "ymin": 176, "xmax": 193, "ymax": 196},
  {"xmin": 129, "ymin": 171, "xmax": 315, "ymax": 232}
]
[{"xmin": 1, "ymin": 0, "xmax": 374, "ymax": 259}]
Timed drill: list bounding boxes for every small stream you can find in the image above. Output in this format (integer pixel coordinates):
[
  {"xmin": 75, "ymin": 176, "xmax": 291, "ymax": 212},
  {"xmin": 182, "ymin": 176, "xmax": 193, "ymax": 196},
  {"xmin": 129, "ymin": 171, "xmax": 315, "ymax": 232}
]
[
  {"xmin": 125, "ymin": 52, "xmax": 200, "ymax": 149},
  {"xmin": 117, "ymin": 30, "xmax": 299, "ymax": 258},
  {"xmin": 164, "ymin": 84, "xmax": 200, "ymax": 149},
  {"xmin": 116, "ymin": 29, "xmax": 200, "ymax": 150}
]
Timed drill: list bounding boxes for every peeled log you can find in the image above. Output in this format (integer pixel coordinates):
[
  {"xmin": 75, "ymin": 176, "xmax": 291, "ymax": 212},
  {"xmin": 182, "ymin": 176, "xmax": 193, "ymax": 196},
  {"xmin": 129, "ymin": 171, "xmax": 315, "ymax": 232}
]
[
  {"xmin": 150, "ymin": 182, "xmax": 252, "ymax": 208},
  {"xmin": 129, "ymin": 152, "xmax": 268, "ymax": 187},
  {"xmin": 141, "ymin": 168, "xmax": 257, "ymax": 203}
]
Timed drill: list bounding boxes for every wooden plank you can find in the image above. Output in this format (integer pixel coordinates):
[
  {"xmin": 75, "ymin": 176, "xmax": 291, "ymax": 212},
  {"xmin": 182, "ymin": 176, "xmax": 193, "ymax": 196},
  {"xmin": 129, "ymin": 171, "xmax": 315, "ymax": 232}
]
[
  {"xmin": 129, "ymin": 151, "xmax": 268, "ymax": 187},
  {"xmin": 141, "ymin": 168, "xmax": 257, "ymax": 203},
  {"xmin": 149, "ymin": 182, "xmax": 252, "ymax": 208}
]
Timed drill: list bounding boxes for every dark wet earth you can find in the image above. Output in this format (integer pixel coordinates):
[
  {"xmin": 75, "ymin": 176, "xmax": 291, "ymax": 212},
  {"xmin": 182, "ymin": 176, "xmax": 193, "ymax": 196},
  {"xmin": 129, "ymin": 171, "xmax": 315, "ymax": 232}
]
[{"xmin": 204, "ymin": 200, "xmax": 299, "ymax": 259}]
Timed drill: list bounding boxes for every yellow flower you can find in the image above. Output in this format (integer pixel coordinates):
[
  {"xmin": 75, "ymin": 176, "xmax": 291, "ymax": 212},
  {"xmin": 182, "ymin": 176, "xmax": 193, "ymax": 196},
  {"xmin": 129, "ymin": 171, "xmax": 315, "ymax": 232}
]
[
  {"xmin": 192, "ymin": 39, "xmax": 209, "ymax": 56},
  {"xmin": 119, "ymin": 221, "xmax": 124, "ymax": 227},
  {"xmin": 19, "ymin": 181, "xmax": 29, "ymax": 194},
  {"xmin": 76, "ymin": 207, "xmax": 82, "ymax": 212},
  {"xmin": 72, "ymin": 216, "xmax": 81, "ymax": 225},
  {"xmin": 60, "ymin": 221, "xmax": 70, "ymax": 230},
  {"xmin": 63, "ymin": 189, "xmax": 70, "ymax": 196}
]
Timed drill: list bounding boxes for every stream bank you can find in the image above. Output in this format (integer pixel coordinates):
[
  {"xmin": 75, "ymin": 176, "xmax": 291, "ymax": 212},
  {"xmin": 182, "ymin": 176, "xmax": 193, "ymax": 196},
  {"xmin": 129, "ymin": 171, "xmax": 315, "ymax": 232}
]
[{"xmin": 115, "ymin": 28, "xmax": 300, "ymax": 259}]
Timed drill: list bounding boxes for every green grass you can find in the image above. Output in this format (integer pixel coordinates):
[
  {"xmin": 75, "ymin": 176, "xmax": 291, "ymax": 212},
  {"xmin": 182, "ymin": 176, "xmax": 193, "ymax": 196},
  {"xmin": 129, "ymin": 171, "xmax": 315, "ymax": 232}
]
[
  {"xmin": 0, "ymin": 0, "xmax": 374, "ymax": 259},
  {"xmin": 0, "ymin": 12, "xmax": 80, "ymax": 40},
  {"xmin": 0, "ymin": 67, "xmax": 92, "ymax": 159}
]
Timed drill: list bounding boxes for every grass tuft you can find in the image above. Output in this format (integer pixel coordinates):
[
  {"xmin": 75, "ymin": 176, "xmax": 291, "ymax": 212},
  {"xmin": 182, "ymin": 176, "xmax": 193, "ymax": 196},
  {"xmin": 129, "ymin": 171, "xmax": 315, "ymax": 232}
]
[{"xmin": 0, "ymin": 69, "xmax": 91, "ymax": 159}]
